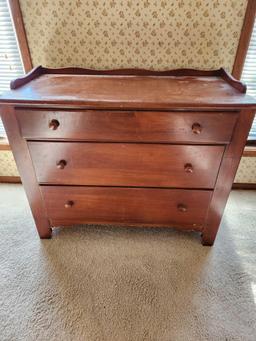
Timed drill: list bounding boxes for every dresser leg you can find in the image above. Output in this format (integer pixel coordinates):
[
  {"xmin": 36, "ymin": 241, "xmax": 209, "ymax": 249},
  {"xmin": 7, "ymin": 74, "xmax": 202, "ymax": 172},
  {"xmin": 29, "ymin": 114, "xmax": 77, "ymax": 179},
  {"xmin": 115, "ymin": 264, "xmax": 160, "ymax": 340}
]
[
  {"xmin": 201, "ymin": 233, "xmax": 215, "ymax": 246},
  {"xmin": 1, "ymin": 107, "xmax": 53, "ymax": 240},
  {"xmin": 36, "ymin": 222, "xmax": 52, "ymax": 239},
  {"xmin": 34, "ymin": 216, "xmax": 52, "ymax": 239},
  {"xmin": 201, "ymin": 111, "xmax": 255, "ymax": 247}
]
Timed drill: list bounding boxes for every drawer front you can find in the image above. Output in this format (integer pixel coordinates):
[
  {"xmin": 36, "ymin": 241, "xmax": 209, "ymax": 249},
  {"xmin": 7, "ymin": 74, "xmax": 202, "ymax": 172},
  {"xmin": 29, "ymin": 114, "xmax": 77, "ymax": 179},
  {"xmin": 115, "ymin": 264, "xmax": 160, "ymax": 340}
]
[
  {"xmin": 28, "ymin": 142, "xmax": 224, "ymax": 188},
  {"xmin": 41, "ymin": 186, "xmax": 213, "ymax": 229},
  {"xmin": 17, "ymin": 109, "xmax": 237, "ymax": 143}
]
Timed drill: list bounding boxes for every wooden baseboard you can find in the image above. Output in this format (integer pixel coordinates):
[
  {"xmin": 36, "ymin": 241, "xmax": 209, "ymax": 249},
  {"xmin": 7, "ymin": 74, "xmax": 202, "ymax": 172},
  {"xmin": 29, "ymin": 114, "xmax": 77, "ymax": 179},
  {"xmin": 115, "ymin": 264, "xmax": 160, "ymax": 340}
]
[
  {"xmin": 232, "ymin": 183, "xmax": 256, "ymax": 190},
  {"xmin": 0, "ymin": 176, "xmax": 21, "ymax": 183},
  {"xmin": 0, "ymin": 138, "xmax": 11, "ymax": 150},
  {"xmin": 246, "ymin": 140, "xmax": 256, "ymax": 147},
  {"xmin": 243, "ymin": 146, "xmax": 256, "ymax": 157}
]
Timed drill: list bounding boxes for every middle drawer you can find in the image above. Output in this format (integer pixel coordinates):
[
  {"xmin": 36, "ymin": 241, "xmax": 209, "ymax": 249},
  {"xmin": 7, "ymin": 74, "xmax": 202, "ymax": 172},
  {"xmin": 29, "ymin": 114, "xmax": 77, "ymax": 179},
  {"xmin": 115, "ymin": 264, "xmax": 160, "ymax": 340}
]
[{"xmin": 28, "ymin": 142, "xmax": 224, "ymax": 188}]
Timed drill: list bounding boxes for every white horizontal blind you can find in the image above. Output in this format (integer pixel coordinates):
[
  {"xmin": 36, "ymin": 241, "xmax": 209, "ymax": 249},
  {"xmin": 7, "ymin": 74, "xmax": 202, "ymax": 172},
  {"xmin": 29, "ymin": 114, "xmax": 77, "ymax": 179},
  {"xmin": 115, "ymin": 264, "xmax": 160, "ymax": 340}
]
[
  {"xmin": 0, "ymin": 0, "xmax": 24, "ymax": 137},
  {"xmin": 241, "ymin": 21, "xmax": 256, "ymax": 141}
]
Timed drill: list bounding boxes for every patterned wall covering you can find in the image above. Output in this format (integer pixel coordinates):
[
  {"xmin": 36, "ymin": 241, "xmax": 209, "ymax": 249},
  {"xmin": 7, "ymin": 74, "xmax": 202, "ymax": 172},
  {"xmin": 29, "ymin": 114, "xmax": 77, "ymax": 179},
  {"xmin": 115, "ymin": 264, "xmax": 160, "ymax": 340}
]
[
  {"xmin": 19, "ymin": 0, "xmax": 248, "ymax": 71},
  {"xmin": 0, "ymin": 151, "xmax": 19, "ymax": 177},
  {"xmin": 235, "ymin": 157, "xmax": 256, "ymax": 183}
]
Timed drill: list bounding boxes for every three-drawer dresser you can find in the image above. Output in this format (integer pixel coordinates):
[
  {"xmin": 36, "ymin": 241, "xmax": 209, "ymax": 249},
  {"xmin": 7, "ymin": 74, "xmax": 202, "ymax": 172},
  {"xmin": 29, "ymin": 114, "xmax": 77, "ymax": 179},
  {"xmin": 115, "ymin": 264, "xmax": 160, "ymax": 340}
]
[{"xmin": 0, "ymin": 66, "xmax": 255, "ymax": 245}]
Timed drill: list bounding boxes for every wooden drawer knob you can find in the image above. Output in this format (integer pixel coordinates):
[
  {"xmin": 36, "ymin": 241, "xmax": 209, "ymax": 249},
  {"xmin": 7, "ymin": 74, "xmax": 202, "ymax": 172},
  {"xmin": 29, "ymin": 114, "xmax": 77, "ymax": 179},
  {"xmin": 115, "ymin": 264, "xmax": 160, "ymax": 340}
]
[
  {"xmin": 49, "ymin": 119, "xmax": 60, "ymax": 130},
  {"xmin": 56, "ymin": 160, "xmax": 67, "ymax": 169},
  {"xmin": 177, "ymin": 204, "xmax": 188, "ymax": 212},
  {"xmin": 64, "ymin": 201, "xmax": 74, "ymax": 208},
  {"xmin": 192, "ymin": 123, "xmax": 202, "ymax": 134},
  {"xmin": 184, "ymin": 163, "xmax": 193, "ymax": 173}
]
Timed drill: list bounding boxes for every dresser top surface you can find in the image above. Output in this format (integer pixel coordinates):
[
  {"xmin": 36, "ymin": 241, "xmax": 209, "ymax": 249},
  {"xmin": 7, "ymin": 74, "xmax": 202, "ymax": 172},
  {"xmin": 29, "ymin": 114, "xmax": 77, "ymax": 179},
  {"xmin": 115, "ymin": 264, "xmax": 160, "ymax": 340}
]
[{"xmin": 1, "ymin": 67, "xmax": 256, "ymax": 110}]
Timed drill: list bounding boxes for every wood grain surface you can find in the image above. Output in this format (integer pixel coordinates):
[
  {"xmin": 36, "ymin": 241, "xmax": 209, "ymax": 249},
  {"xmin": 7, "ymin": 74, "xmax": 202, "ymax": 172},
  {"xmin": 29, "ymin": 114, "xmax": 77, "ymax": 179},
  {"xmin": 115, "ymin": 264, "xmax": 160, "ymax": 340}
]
[
  {"xmin": 2, "ymin": 73, "xmax": 256, "ymax": 109},
  {"xmin": 17, "ymin": 109, "xmax": 238, "ymax": 144},
  {"xmin": 41, "ymin": 186, "xmax": 213, "ymax": 230},
  {"xmin": 28, "ymin": 142, "xmax": 224, "ymax": 189}
]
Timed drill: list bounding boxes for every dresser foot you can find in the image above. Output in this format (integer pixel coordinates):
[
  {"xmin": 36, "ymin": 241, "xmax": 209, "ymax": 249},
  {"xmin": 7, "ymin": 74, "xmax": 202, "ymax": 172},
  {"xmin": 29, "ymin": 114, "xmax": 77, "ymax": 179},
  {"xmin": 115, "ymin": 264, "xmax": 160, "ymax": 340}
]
[
  {"xmin": 38, "ymin": 227, "xmax": 52, "ymax": 239},
  {"xmin": 201, "ymin": 233, "xmax": 214, "ymax": 246}
]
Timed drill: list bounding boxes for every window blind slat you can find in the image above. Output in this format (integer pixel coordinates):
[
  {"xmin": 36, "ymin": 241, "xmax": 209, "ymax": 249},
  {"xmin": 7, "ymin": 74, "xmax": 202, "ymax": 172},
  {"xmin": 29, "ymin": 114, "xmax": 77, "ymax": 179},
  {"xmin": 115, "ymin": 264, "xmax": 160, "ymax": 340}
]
[
  {"xmin": 0, "ymin": 0, "xmax": 24, "ymax": 137},
  {"xmin": 241, "ymin": 21, "xmax": 256, "ymax": 141}
]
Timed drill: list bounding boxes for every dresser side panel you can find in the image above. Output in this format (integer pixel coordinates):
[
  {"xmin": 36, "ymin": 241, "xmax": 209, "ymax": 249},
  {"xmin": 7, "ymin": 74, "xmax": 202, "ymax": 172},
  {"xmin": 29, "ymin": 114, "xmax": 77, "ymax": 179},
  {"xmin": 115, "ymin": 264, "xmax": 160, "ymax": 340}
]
[
  {"xmin": 0, "ymin": 106, "xmax": 52, "ymax": 238},
  {"xmin": 202, "ymin": 109, "xmax": 255, "ymax": 245}
]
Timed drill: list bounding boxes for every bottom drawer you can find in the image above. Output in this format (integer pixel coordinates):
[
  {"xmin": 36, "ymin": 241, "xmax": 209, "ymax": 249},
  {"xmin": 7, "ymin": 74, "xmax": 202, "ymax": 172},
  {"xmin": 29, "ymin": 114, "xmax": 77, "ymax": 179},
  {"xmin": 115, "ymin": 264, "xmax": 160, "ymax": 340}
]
[{"xmin": 41, "ymin": 186, "xmax": 212, "ymax": 230}]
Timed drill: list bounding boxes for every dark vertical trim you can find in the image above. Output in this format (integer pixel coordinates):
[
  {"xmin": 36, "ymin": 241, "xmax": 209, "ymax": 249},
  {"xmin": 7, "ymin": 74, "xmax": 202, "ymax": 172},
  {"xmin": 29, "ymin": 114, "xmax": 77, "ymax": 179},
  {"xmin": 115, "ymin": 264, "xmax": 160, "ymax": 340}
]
[
  {"xmin": 8, "ymin": 0, "xmax": 33, "ymax": 72},
  {"xmin": 232, "ymin": 0, "xmax": 256, "ymax": 79}
]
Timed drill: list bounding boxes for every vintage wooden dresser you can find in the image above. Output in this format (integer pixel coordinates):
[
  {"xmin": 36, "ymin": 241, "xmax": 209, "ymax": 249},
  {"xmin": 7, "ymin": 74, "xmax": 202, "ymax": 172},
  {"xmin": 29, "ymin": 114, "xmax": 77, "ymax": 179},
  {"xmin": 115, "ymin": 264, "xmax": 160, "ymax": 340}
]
[{"xmin": 0, "ymin": 66, "xmax": 255, "ymax": 245}]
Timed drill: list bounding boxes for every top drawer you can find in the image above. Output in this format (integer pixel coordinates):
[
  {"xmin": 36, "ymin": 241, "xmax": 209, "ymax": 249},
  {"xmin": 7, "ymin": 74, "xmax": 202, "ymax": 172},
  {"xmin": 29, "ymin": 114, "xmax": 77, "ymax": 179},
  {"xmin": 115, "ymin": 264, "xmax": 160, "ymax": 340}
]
[{"xmin": 16, "ymin": 109, "xmax": 237, "ymax": 144}]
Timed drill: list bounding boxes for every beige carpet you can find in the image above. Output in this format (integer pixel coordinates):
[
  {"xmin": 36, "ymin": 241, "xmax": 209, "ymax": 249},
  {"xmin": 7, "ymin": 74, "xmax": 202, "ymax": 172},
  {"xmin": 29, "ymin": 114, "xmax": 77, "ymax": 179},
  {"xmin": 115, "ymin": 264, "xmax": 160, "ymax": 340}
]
[{"xmin": 0, "ymin": 184, "xmax": 256, "ymax": 341}]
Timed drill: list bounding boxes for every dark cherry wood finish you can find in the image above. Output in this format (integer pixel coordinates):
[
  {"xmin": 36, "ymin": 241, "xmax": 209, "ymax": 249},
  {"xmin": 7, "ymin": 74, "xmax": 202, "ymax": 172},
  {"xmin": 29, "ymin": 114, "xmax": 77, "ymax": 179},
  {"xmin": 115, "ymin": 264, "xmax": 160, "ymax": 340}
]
[
  {"xmin": 201, "ymin": 109, "xmax": 255, "ymax": 245},
  {"xmin": 2, "ymin": 67, "xmax": 253, "ymax": 109},
  {"xmin": 28, "ymin": 142, "xmax": 224, "ymax": 188},
  {"xmin": 41, "ymin": 186, "xmax": 212, "ymax": 230},
  {"xmin": 0, "ymin": 106, "xmax": 51, "ymax": 238},
  {"xmin": 16, "ymin": 109, "xmax": 237, "ymax": 144},
  {"xmin": 0, "ymin": 67, "xmax": 255, "ymax": 245},
  {"xmin": 9, "ymin": 66, "xmax": 247, "ymax": 93}
]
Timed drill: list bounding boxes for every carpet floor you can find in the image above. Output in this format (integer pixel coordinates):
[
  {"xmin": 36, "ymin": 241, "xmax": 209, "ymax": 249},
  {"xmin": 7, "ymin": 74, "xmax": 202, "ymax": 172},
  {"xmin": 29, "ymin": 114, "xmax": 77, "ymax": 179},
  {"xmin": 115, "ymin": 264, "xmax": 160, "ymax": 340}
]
[{"xmin": 0, "ymin": 184, "xmax": 256, "ymax": 341}]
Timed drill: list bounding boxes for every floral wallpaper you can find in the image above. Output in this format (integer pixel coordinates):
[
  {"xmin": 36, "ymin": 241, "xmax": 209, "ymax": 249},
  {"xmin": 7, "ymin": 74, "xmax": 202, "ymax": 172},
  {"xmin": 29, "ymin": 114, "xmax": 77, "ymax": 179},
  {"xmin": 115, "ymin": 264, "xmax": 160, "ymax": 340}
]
[
  {"xmin": 0, "ymin": 151, "xmax": 19, "ymax": 177},
  {"xmin": 234, "ymin": 157, "xmax": 256, "ymax": 183},
  {"xmin": 19, "ymin": 0, "xmax": 248, "ymax": 71}
]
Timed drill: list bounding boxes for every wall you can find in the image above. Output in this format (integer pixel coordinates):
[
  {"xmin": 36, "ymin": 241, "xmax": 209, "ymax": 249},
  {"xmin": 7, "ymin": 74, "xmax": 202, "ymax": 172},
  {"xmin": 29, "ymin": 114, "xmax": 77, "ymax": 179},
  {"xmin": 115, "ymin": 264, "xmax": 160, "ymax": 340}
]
[
  {"xmin": 19, "ymin": 0, "xmax": 247, "ymax": 71},
  {"xmin": 1, "ymin": 0, "xmax": 255, "ymax": 183},
  {"xmin": 235, "ymin": 156, "xmax": 256, "ymax": 183},
  {"xmin": 0, "ymin": 151, "xmax": 18, "ymax": 177}
]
